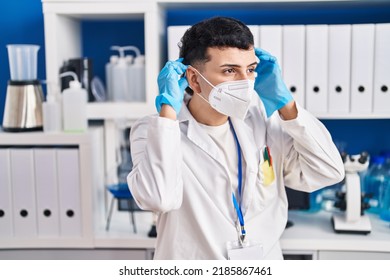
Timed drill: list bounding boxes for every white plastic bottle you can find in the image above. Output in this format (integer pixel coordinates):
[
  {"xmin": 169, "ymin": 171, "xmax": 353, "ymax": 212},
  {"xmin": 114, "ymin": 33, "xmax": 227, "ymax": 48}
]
[
  {"xmin": 111, "ymin": 46, "xmax": 130, "ymax": 102},
  {"xmin": 42, "ymin": 95, "xmax": 62, "ymax": 132},
  {"xmin": 105, "ymin": 54, "xmax": 118, "ymax": 101},
  {"xmin": 129, "ymin": 53, "xmax": 146, "ymax": 102},
  {"xmin": 42, "ymin": 85, "xmax": 62, "ymax": 133},
  {"xmin": 59, "ymin": 71, "xmax": 88, "ymax": 132},
  {"xmin": 123, "ymin": 46, "xmax": 145, "ymax": 102}
]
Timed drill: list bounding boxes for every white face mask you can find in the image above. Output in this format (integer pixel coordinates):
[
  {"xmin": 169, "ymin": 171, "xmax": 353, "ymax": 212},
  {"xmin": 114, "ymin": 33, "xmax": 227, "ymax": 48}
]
[{"xmin": 191, "ymin": 67, "xmax": 254, "ymax": 120}]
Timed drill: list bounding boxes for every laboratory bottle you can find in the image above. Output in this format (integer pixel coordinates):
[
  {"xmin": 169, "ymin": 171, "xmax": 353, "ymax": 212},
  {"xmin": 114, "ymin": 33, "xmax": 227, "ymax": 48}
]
[
  {"xmin": 105, "ymin": 55, "xmax": 118, "ymax": 101},
  {"xmin": 110, "ymin": 46, "xmax": 135, "ymax": 102},
  {"xmin": 379, "ymin": 153, "xmax": 390, "ymax": 221},
  {"xmin": 363, "ymin": 156, "xmax": 386, "ymax": 214},
  {"xmin": 123, "ymin": 46, "xmax": 145, "ymax": 102},
  {"xmin": 129, "ymin": 54, "xmax": 146, "ymax": 102},
  {"xmin": 42, "ymin": 90, "xmax": 62, "ymax": 133},
  {"xmin": 60, "ymin": 71, "xmax": 88, "ymax": 132}
]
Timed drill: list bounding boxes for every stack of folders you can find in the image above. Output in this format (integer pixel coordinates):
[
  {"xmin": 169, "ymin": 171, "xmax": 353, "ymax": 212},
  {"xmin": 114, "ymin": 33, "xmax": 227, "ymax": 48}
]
[
  {"xmin": 168, "ymin": 23, "xmax": 390, "ymax": 116},
  {"xmin": 0, "ymin": 147, "xmax": 82, "ymax": 239}
]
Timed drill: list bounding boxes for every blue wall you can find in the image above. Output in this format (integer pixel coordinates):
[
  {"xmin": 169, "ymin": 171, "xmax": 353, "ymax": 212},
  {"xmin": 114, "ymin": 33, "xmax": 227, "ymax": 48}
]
[
  {"xmin": 1, "ymin": 1, "xmax": 390, "ymax": 157},
  {"xmin": 0, "ymin": 0, "xmax": 46, "ymax": 123}
]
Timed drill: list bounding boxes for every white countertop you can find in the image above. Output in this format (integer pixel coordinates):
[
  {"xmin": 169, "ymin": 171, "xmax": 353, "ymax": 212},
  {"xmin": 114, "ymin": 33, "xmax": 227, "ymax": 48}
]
[{"xmin": 282, "ymin": 210, "xmax": 390, "ymax": 253}]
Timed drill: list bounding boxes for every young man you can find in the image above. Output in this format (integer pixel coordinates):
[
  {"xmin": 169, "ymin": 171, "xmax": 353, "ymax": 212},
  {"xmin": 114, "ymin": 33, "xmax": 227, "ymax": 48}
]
[{"xmin": 127, "ymin": 17, "xmax": 344, "ymax": 259}]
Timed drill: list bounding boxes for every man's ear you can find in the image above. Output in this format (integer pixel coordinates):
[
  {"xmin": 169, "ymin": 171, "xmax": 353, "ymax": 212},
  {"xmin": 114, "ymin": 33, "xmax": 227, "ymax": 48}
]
[{"xmin": 186, "ymin": 67, "xmax": 201, "ymax": 93}]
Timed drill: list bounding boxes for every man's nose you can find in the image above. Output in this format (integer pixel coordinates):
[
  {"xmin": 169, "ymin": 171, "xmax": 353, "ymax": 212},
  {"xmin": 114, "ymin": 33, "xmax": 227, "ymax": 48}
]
[{"xmin": 237, "ymin": 71, "xmax": 249, "ymax": 80}]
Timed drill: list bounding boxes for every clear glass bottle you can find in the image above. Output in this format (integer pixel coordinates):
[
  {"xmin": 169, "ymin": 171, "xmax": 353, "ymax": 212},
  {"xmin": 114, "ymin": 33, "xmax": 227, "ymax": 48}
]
[
  {"xmin": 363, "ymin": 156, "xmax": 386, "ymax": 214},
  {"xmin": 379, "ymin": 152, "xmax": 390, "ymax": 221}
]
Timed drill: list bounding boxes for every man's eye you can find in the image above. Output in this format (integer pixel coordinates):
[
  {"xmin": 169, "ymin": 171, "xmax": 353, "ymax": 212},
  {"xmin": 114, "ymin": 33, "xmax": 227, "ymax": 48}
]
[
  {"xmin": 224, "ymin": 68, "xmax": 235, "ymax": 74},
  {"xmin": 248, "ymin": 68, "xmax": 255, "ymax": 73}
]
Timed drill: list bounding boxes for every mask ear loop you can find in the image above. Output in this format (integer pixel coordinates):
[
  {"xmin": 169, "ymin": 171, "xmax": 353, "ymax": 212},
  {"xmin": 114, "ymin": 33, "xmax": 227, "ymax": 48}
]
[
  {"xmin": 188, "ymin": 65, "xmax": 215, "ymax": 105},
  {"xmin": 189, "ymin": 65, "xmax": 216, "ymax": 89}
]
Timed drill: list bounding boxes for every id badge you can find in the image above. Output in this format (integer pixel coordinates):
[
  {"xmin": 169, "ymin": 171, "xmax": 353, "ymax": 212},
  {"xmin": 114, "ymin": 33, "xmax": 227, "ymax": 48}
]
[{"xmin": 226, "ymin": 240, "xmax": 263, "ymax": 260}]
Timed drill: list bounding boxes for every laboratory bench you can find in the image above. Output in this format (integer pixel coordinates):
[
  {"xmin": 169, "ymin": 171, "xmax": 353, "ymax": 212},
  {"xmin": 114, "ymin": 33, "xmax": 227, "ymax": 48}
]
[{"xmin": 282, "ymin": 210, "xmax": 390, "ymax": 260}]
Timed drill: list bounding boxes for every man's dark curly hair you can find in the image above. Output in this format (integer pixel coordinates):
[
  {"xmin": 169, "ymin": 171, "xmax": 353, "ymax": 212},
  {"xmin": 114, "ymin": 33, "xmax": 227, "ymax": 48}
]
[{"xmin": 179, "ymin": 16, "xmax": 254, "ymax": 67}]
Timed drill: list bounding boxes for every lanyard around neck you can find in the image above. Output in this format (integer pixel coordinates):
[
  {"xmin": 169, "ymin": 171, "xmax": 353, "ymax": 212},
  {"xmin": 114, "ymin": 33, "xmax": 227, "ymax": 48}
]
[{"xmin": 228, "ymin": 118, "xmax": 245, "ymax": 243}]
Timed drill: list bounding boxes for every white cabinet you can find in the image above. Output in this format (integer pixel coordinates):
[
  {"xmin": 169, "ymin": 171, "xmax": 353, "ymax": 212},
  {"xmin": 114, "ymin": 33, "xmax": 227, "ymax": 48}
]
[{"xmin": 0, "ymin": 127, "xmax": 104, "ymax": 248}]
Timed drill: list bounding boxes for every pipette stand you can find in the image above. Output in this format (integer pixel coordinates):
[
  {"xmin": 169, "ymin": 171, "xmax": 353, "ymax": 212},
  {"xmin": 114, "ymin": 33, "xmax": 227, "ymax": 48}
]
[{"xmin": 332, "ymin": 152, "xmax": 371, "ymax": 234}]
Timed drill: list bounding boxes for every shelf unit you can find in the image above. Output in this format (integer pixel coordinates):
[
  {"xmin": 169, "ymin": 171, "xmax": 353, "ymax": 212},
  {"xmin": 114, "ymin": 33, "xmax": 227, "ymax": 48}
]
[{"xmin": 0, "ymin": 126, "xmax": 105, "ymax": 248}]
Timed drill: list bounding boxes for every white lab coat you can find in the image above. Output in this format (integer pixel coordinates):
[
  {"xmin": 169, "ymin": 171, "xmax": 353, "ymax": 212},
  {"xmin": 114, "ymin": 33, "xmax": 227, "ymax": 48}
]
[{"xmin": 127, "ymin": 95, "xmax": 344, "ymax": 260}]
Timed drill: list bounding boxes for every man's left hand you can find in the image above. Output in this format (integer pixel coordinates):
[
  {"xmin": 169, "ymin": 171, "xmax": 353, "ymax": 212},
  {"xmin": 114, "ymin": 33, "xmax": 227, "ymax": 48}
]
[{"xmin": 254, "ymin": 47, "xmax": 294, "ymax": 118}]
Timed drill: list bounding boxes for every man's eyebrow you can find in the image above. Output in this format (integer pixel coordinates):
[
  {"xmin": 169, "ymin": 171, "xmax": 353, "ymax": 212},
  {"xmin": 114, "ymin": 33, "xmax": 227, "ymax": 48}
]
[{"xmin": 219, "ymin": 62, "xmax": 258, "ymax": 68}]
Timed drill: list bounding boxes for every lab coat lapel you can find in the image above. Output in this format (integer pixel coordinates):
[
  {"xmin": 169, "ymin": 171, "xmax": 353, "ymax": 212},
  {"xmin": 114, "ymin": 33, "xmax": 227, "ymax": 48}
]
[
  {"xmin": 230, "ymin": 118, "xmax": 259, "ymax": 216},
  {"xmin": 178, "ymin": 104, "xmax": 228, "ymax": 170}
]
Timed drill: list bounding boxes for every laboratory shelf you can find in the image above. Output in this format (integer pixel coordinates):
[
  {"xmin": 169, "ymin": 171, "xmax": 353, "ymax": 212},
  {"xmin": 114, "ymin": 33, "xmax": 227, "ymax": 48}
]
[
  {"xmin": 316, "ymin": 114, "xmax": 390, "ymax": 120},
  {"xmin": 87, "ymin": 102, "xmax": 154, "ymax": 120}
]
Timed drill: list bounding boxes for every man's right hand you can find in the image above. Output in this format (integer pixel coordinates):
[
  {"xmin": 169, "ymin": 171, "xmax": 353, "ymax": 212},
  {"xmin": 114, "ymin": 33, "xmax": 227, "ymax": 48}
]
[{"xmin": 155, "ymin": 58, "xmax": 188, "ymax": 117}]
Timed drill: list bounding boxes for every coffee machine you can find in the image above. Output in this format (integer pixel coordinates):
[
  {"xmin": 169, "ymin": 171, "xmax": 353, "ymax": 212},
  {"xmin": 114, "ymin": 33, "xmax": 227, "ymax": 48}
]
[{"xmin": 2, "ymin": 44, "xmax": 44, "ymax": 132}]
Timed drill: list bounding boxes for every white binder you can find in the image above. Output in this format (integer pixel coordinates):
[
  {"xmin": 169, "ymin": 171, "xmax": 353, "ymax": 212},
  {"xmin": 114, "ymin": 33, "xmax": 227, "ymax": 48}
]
[
  {"xmin": 305, "ymin": 25, "xmax": 329, "ymax": 114},
  {"xmin": 373, "ymin": 23, "xmax": 390, "ymax": 115},
  {"xmin": 57, "ymin": 148, "xmax": 82, "ymax": 237},
  {"xmin": 34, "ymin": 148, "xmax": 60, "ymax": 237},
  {"xmin": 282, "ymin": 25, "xmax": 306, "ymax": 107},
  {"xmin": 0, "ymin": 149, "xmax": 13, "ymax": 237},
  {"xmin": 10, "ymin": 148, "xmax": 38, "ymax": 237},
  {"xmin": 350, "ymin": 24, "xmax": 375, "ymax": 114},
  {"xmin": 167, "ymin": 25, "xmax": 190, "ymax": 61},
  {"xmin": 259, "ymin": 25, "xmax": 283, "ymax": 67},
  {"xmin": 328, "ymin": 25, "xmax": 352, "ymax": 114}
]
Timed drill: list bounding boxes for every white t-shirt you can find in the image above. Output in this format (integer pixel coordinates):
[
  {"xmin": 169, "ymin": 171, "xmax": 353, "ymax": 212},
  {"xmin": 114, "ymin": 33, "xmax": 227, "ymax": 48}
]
[{"xmin": 198, "ymin": 121, "xmax": 245, "ymax": 197}]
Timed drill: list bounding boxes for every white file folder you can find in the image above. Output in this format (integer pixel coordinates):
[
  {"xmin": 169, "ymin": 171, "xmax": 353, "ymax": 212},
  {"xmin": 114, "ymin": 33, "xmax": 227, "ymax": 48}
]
[
  {"xmin": 167, "ymin": 25, "xmax": 190, "ymax": 61},
  {"xmin": 282, "ymin": 25, "xmax": 306, "ymax": 107},
  {"xmin": 259, "ymin": 25, "xmax": 283, "ymax": 67},
  {"xmin": 328, "ymin": 25, "xmax": 352, "ymax": 114},
  {"xmin": 34, "ymin": 148, "xmax": 60, "ymax": 237},
  {"xmin": 305, "ymin": 25, "xmax": 329, "ymax": 114},
  {"xmin": 0, "ymin": 149, "xmax": 13, "ymax": 237},
  {"xmin": 350, "ymin": 24, "xmax": 375, "ymax": 114},
  {"xmin": 10, "ymin": 148, "xmax": 38, "ymax": 237},
  {"xmin": 57, "ymin": 148, "xmax": 82, "ymax": 237},
  {"xmin": 373, "ymin": 23, "xmax": 390, "ymax": 114}
]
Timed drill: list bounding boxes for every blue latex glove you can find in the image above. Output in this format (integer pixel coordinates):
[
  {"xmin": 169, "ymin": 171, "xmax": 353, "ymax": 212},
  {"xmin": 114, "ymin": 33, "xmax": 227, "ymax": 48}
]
[
  {"xmin": 254, "ymin": 48, "xmax": 293, "ymax": 118},
  {"xmin": 155, "ymin": 58, "xmax": 188, "ymax": 115}
]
